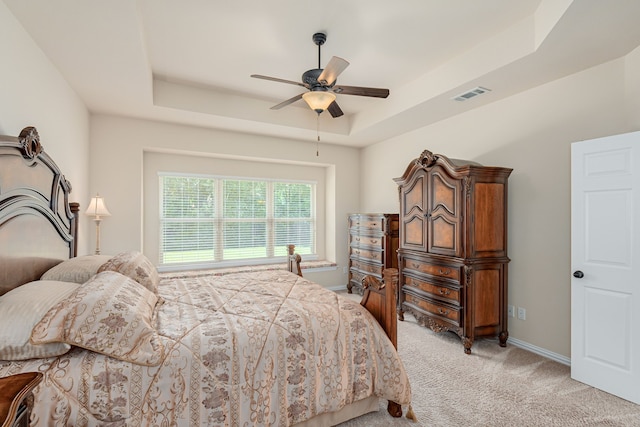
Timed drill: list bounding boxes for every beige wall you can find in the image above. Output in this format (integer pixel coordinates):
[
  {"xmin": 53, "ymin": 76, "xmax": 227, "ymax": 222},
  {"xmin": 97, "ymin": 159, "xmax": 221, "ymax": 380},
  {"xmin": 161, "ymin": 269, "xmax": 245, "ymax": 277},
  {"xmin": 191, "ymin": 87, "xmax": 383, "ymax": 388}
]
[
  {"xmin": 89, "ymin": 115, "xmax": 360, "ymax": 287},
  {"xmin": 360, "ymin": 51, "xmax": 640, "ymax": 358},
  {"xmin": 0, "ymin": 2, "xmax": 91, "ymax": 255}
]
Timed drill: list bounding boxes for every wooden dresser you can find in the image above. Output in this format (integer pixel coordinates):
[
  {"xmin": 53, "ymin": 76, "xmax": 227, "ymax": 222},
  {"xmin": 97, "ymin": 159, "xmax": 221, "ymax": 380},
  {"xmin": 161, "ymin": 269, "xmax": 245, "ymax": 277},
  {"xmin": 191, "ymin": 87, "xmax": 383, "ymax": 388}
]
[
  {"xmin": 0, "ymin": 373, "xmax": 42, "ymax": 427},
  {"xmin": 394, "ymin": 150, "xmax": 512, "ymax": 354},
  {"xmin": 347, "ymin": 213, "xmax": 399, "ymax": 295}
]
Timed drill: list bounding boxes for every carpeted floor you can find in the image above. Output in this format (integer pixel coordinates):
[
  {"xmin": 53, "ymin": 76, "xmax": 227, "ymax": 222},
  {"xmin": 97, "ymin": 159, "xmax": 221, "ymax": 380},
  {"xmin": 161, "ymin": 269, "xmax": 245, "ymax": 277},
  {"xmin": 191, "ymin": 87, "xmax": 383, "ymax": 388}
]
[{"xmin": 336, "ymin": 292, "xmax": 640, "ymax": 427}]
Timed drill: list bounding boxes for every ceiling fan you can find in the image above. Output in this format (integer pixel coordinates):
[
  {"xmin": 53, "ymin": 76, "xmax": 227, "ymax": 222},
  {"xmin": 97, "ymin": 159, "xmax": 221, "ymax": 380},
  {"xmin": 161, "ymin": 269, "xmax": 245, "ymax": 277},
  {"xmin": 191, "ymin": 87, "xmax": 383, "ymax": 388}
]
[{"xmin": 251, "ymin": 32, "xmax": 390, "ymax": 118}]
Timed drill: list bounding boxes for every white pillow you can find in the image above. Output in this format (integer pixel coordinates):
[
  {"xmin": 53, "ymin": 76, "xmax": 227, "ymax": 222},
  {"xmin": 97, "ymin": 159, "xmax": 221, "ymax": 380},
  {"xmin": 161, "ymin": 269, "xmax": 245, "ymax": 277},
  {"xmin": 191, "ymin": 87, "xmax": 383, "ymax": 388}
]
[
  {"xmin": 40, "ymin": 255, "xmax": 112, "ymax": 283},
  {"xmin": 0, "ymin": 280, "xmax": 80, "ymax": 360}
]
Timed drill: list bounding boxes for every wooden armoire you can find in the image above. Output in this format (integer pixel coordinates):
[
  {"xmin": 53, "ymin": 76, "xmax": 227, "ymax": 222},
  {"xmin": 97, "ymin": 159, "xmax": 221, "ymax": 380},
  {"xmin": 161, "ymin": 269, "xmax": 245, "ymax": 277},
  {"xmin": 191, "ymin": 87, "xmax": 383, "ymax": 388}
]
[{"xmin": 394, "ymin": 150, "xmax": 512, "ymax": 354}]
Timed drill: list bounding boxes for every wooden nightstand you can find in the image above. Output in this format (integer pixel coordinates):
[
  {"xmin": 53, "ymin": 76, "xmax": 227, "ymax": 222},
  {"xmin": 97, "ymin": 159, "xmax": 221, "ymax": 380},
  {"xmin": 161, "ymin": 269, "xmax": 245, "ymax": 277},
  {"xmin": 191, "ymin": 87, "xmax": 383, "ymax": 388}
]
[{"xmin": 0, "ymin": 373, "xmax": 42, "ymax": 427}]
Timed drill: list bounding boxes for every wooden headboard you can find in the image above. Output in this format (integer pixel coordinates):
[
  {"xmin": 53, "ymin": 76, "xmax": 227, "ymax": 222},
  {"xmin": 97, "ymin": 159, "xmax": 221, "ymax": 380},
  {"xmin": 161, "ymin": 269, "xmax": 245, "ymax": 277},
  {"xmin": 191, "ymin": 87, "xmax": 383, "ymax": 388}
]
[{"xmin": 0, "ymin": 126, "xmax": 79, "ymax": 295}]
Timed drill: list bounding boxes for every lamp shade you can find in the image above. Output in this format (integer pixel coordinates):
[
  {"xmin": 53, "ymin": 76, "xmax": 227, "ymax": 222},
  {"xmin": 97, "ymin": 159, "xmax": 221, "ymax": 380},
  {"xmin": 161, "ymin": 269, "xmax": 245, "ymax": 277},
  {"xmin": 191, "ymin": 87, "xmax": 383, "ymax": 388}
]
[
  {"xmin": 85, "ymin": 194, "xmax": 111, "ymax": 218},
  {"xmin": 302, "ymin": 91, "xmax": 336, "ymax": 113}
]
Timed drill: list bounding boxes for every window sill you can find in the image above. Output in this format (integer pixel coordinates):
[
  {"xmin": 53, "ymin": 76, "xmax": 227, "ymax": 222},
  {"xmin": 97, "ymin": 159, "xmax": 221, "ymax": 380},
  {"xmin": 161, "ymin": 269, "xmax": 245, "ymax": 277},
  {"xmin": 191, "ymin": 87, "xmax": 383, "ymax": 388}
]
[{"xmin": 159, "ymin": 260, "xmax": 337, "ymax": 279}]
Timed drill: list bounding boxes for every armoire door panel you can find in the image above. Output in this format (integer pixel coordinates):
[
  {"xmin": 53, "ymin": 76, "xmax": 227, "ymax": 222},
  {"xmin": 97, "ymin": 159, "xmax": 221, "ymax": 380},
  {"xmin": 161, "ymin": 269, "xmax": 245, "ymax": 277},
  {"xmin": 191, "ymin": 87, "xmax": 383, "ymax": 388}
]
[
  {"xmin": 430, "ymin": 216, "xmax": 456, "ymax": 251},
  {"xmin": 431, "ymin": 171, "xmax": 457, "ymax": 216},
  {"xmin": 428, "ymin": 169, "xmax": 462, "ymax": 257},
  {"xmin": 473, "ymin": 269, "xmax": 501, "ymax": 327},
  {"xmin": 403, "ymin": 216, "xmax": 425, "ymax": 248},
  {"xmin": 402, "ymin": 175, "xmax": 425, "ymax": 216},
  {"xmin": 474, "ymin": 183, "xmax": 506, "ymax": 254},
  {"xmin": 400, "ymin": 173, "xmax": 427, "ymax": 250}
]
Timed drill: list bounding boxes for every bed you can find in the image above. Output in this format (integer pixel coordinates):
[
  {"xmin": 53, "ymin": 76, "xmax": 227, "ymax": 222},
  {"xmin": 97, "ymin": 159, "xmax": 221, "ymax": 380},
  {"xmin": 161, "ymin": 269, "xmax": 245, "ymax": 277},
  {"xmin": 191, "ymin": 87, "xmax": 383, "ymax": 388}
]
[{"xmin": 0, "ymin": 127, "xmax": 412, "ymax": 426}]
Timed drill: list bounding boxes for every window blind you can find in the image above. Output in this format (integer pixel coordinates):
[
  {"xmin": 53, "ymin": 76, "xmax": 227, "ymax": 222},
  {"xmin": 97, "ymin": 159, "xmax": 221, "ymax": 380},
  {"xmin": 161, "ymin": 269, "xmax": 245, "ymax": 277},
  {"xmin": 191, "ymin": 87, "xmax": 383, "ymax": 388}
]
[{"xmin": 159, "ymin": 174, "xmax": 315, "ymax": 268}]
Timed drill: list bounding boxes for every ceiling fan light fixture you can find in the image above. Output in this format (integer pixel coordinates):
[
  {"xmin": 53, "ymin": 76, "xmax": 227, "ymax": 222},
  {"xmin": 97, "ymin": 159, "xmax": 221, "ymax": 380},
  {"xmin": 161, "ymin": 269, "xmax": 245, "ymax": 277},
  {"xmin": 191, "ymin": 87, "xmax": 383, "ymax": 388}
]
[{"xmin": 302, "ymin": 90, "xmax": 336, "ymax": 113}]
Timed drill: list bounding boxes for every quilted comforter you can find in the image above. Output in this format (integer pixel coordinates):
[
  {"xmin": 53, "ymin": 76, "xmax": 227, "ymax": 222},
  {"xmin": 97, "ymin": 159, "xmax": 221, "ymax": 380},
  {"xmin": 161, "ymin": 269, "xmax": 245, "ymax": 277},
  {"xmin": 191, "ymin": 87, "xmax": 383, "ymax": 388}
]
[{"xmin": 1, "ymin": 269, "xmax": 411, "ymax": 426}]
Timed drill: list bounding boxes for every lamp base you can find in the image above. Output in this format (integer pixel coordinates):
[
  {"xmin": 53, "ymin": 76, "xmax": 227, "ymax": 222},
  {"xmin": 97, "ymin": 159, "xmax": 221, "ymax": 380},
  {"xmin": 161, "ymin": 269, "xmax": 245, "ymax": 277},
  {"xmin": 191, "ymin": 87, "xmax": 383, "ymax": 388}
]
[{"xmin": 93, "ymin": 218, "xmax": 102, "ymax": 255}]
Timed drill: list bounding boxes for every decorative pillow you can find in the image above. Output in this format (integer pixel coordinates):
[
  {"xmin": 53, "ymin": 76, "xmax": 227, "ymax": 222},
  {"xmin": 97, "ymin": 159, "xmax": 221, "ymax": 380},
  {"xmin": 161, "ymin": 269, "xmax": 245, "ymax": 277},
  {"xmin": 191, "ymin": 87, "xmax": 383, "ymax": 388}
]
[
  {"xmin": 40, "ymin": 255, "xmax": 112, "ymax": 283},
  {"xmin": 0, "ymin": 280, "xmax": 80, "ymax": 360},
  {"xmin": 97, "ymin": 251, "xmax": 159, "ymax": 294},
  {"xmin": 31, "ymin": 271, "xmax": 164, "ymax": 366}
]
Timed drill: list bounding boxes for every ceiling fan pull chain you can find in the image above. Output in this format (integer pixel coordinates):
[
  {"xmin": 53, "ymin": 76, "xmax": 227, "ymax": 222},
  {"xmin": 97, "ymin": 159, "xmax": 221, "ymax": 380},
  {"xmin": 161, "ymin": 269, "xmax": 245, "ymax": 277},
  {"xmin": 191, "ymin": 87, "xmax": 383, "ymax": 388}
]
[{"xmin": 316, "ymin": 113, "xmax": 320, "ymax": 156}]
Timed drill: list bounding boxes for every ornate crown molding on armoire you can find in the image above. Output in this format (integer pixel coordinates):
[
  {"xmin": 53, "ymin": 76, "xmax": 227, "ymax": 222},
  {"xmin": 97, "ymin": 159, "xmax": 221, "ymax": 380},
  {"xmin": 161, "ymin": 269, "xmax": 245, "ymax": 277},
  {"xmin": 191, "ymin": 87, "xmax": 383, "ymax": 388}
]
[{"xmin": 394, "ymin": 150, "xmax": 512, "ymax": 354}]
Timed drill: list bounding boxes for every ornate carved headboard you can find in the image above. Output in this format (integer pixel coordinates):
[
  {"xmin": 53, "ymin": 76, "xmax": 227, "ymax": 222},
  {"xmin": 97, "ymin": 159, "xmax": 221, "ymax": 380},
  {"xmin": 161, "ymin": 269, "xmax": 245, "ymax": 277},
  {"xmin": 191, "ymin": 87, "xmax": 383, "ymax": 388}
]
[{"xmin": 0, "ymin": 127, "xmax": 79, "ymax": 295}]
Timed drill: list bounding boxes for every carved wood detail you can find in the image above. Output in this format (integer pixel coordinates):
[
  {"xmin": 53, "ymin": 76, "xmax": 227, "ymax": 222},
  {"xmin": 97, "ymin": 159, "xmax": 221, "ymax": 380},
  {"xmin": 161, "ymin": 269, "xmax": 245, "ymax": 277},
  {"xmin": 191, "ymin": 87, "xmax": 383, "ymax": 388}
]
[
  {"xmin": 18, "ymin": 126, "xmax": 42, "ymax": 160},
  {"xmin": 418, "ymin": 149, "xmax": 438, "ymax": 167},
  {"xmin": 404, "ymin": 305, "xmax": 463, "ymax": 336}
]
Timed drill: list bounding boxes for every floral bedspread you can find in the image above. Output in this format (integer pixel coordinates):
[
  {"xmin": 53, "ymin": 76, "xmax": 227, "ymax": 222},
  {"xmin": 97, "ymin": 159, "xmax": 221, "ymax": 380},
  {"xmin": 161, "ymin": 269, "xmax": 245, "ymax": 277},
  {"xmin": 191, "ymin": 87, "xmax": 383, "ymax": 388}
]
[{"xmin": 1, "ymin": 270, "xmax": 411, "ymax": 426}]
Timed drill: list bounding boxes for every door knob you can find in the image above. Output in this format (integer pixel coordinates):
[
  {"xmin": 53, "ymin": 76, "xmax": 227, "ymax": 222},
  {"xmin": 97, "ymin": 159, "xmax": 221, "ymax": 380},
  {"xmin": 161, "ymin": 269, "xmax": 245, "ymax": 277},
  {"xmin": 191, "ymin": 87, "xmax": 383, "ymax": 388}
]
[{"xmin": 573, "ymin": 270, "xmax": 584, "ymax": 278}]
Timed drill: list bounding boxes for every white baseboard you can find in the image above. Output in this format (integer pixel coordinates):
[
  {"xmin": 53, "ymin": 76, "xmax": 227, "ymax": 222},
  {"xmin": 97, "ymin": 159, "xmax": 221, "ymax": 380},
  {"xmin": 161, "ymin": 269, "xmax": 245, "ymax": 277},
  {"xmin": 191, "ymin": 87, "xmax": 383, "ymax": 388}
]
[
  {"xmin": 508, "ymin": 337, "xmax": 571, "ymax": 366},
  {"xmin": 329, "ymin": 288, "xmax": 571, "ymax": 367}
]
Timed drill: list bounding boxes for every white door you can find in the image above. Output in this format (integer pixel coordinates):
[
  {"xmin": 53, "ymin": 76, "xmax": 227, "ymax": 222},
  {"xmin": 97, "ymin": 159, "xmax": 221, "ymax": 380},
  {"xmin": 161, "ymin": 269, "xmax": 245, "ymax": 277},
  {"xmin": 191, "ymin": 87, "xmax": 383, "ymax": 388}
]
[{"xmin": 571, "ymin": 131, "xmax": 640, "ymax": 404}]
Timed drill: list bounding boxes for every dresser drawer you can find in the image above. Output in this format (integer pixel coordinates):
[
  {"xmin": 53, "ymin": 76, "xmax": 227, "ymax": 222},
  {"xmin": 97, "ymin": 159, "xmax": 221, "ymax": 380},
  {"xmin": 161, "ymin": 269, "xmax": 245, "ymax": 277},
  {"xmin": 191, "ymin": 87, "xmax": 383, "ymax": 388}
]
[
  {"xmin": 402, "ymin": 258, "xmax": 460, "ymax": 281},
  {"xmin": 404, "ymin": 293, "xmax": 461, "ymax": 324},
  {"xmin": 349, "ymin": 216, "xmax": 386, "ymax": 231},
  {"xmin": 350, "ymin": 258, "xmax": 383, "ymax": 277},
  {"xmin": 350, "ymin": 246, "xmax": 383, "ymax": 263},
  {"xmin": 350, "ymin": 233, "xmax": 384, "ymax": 249},
  {"xmin": 349, "ymin": 270, "xmax": 372, "ymax": 292},
  {"xmin": 404, "ymin": 275, "xmax": 460, "ymax": 305},
  {"xmin": 350, "ymin": 269, "xmax": 366, "ymax": 285}
]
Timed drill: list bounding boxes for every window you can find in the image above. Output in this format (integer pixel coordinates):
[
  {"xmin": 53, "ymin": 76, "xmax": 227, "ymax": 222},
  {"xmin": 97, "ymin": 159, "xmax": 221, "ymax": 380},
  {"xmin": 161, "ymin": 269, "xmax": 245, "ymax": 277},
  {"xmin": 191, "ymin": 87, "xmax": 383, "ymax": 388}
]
[{"xmin": 159, "ymin": 174, "xmax": 315, "ymax": 268}]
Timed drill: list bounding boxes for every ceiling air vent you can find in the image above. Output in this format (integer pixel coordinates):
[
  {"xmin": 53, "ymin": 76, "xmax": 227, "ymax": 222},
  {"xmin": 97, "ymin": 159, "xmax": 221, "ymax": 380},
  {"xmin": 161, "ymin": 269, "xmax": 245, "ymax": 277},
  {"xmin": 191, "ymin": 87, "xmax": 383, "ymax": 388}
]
[{"xmin": 452, "ymin": 86, "xmax": 491, "ymax": 102}]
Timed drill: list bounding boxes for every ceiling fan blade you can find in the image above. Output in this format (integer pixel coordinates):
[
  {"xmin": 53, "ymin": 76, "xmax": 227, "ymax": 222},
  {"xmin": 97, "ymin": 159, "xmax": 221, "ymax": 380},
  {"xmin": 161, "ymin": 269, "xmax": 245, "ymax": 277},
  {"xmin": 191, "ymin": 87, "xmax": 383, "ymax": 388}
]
[
  {"xmin": 270, "ymin": 93, "xmax": 304, "ymax": 110},
  {"xmin": 317, "ymin": 56, "xmax": 350, "ymax": 86},
  {"xmin": 327, "ymin": 101, "xmax": 344, "ymax": 118},
  {"xmin": 251, "ymin": 74, "xmax": 308, "ymax": 88},
  {"xmin": 332, "ymin": 85, "xmax": 389, "ymax": 98}
]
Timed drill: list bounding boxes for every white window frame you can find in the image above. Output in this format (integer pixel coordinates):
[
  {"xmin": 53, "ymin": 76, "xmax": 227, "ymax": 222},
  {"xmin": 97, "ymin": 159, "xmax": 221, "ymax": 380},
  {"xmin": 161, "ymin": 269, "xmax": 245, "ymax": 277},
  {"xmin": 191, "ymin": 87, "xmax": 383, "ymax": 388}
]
[{"xmin": 159, "ymin": 172, "xmax": 317, "ymax": 270}]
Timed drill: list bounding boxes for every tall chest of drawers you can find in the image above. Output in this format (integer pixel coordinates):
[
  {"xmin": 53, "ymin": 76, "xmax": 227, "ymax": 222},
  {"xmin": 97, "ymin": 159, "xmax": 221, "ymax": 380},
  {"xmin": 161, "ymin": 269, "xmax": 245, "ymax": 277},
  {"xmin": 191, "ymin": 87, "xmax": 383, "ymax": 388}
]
[
  {"xmin": 347, "ymin": 213, "xmax": 399, "ymax": 295},
  {"xmin": 394, "ymin": 150, "xmax": 512, "ymax": 354}
]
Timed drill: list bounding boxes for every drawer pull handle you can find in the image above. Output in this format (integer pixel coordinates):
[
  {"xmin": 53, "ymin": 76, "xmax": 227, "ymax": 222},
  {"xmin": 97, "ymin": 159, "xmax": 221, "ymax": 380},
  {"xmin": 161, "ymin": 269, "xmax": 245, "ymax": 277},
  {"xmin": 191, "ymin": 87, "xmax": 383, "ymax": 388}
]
[
  {"xmin": 438, "ymin": 308, "xmax": 449, "ymax": 316},
  {"xmin": 411, "ymin": 263, "xmax": 420, "ymax": 269},
  {"xmin": 355, "ymin": 237, "xmax": 360, "ymax": 241},
  {"xmin": 371, "ymin": 239, "xmax": 378, "ymax": 244},
  {"xmin": 439, "ymin": 288, "xmax": 451, "ymax": 296},
  {"xmin": 355, "ymin": 250, "xmax": 360, "ymax": 254},
  {"xmin": 372, "ymin": 222, "xmax": 378, "ymax": 226},
  {"xmin": 439, "ymin": 268, "xmax": 450, "ymax": 275}
]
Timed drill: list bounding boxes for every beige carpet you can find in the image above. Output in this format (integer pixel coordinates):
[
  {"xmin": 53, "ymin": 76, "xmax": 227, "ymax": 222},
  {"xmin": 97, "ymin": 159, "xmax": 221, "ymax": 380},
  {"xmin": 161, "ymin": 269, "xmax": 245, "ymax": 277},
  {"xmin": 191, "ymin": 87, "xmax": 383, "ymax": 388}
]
[{"xmin": 336, "ymin": 292, "xmax": 640, "ymax": 427}]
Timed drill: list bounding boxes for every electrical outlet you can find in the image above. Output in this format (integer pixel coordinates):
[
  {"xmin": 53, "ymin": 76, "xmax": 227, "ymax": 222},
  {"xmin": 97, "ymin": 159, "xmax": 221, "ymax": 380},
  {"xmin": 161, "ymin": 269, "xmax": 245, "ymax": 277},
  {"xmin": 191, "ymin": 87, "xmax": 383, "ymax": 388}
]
[
  {"xmin": 517, "ymin": 307, "xmax": 526, "ymax": 320},
  {"xmin": 508, "ymin": 305, "xmax": 515, "ymax": 318}
]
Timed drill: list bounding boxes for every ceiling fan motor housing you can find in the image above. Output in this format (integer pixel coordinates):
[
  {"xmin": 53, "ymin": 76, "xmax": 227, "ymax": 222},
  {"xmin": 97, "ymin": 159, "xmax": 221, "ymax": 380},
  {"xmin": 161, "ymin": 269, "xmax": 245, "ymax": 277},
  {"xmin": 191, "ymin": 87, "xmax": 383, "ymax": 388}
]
[{"xmin": 302, "ymin": 69, "xmax": 335, "ymax": 90}]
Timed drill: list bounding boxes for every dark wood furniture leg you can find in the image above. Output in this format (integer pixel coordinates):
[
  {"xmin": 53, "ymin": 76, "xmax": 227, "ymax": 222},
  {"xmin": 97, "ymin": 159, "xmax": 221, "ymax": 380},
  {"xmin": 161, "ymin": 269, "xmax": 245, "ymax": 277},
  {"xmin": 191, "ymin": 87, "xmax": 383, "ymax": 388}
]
[{"xmin": 0, "ymin": 372, "xmax": 43, "ymax": 427}]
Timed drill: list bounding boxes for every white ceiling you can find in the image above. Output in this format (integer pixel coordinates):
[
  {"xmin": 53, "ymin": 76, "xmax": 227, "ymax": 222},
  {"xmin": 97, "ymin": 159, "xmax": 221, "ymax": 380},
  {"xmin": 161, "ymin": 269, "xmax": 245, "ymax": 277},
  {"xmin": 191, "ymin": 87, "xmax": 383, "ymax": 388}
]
[{"xmin": 5, "ymin": 0, "xmax": 640, "ymax": 147}]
